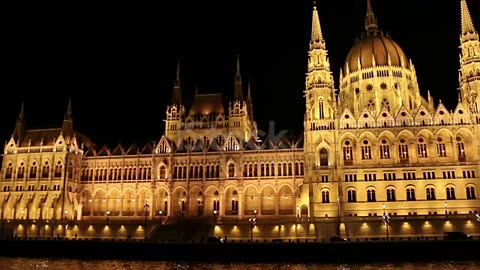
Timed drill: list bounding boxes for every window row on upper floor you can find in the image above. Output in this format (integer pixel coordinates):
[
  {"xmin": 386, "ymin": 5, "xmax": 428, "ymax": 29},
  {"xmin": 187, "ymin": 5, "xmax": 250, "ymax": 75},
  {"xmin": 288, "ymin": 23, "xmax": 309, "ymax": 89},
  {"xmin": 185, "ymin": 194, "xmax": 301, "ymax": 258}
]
[{"xmin": 341, "ymin": 169, "xmax": 476, "ymax": 182}]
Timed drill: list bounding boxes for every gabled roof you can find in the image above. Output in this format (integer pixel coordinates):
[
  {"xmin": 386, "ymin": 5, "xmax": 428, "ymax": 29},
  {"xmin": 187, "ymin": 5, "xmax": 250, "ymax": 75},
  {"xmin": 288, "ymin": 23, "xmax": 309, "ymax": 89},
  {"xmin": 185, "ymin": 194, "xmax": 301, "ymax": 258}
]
[
  {"xmin": 17, "ymin": 128, "xmax": 61, "ymax": 147},
  {"xmin": 176, "ymin": 140, "xmax": 187, "ymax": 153},
  {"xmin": 97, "ymin": 145, "xmax": 110, "ymax": 156},
  {"xmin": 112, "ymin": 144, "xmax": 125, "ymax": 155},
  {"xmin": 126, "ymin": 144, "xmax": 138, "ymax": 155},
  {"xmin": 140, "ymin": 143, "xmax": 153, "ymax": 154},
  {"xmin": 192, "ymin": 140, "xmax": 205, "ymax": 152},
  {"xmin": 84, "ymin": 147, "xmax": 96, "ymax": 157},
  {"xmin": 244, "ymin": 137, "xmax": 259, "ymax": 150},
  {"xmin": 208, "ymin": 138, "xmax": 221, "ymax": 152}
]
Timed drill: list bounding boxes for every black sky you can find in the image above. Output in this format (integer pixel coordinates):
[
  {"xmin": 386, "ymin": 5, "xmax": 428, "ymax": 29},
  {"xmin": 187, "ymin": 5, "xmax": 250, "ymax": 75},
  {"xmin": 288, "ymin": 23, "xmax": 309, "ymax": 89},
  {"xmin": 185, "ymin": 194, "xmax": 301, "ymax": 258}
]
[{"xmin": 2, "ymin": 1, "xmax": 480, "ymax": 148}]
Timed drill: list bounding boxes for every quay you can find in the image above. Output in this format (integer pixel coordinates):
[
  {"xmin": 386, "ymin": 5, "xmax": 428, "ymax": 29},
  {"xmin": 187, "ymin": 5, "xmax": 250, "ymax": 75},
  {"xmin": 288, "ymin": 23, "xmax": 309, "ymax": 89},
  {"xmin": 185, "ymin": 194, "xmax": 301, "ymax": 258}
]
[{"xmin": 1, "ymin": 238, "xmax": 479, "ymax": 263}]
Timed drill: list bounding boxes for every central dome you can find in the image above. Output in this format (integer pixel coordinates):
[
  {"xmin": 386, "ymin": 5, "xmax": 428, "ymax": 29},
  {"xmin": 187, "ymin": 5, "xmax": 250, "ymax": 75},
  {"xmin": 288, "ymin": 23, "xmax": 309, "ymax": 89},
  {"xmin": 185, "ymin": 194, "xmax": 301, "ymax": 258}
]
[{"xmin": 344, "ymin": 34, "xmax": 409, "ymax": 73}]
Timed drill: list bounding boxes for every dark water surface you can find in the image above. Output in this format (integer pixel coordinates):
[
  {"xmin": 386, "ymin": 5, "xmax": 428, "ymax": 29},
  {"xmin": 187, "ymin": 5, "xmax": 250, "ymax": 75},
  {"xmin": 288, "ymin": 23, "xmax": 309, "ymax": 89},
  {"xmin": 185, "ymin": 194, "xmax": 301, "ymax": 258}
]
[{"xmin": 1, "ymin": 257, "xmax": 480, "ymax": 270}]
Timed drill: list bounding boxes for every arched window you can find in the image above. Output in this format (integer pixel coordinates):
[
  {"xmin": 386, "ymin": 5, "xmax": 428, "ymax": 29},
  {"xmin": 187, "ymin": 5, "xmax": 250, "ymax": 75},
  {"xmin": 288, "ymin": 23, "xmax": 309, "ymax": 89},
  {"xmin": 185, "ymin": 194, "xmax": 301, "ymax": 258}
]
[
  {"xmin": 398, "ymin": 139, "xmax": 409, "ymax": 160},
  {"xmin": 457, "ymin": 137, "xmax": 466, "ymax": 161},
  {"xmin": 466, "ymin": 186, "xmax": 476, "ymax": 199},
  {"xmin": 446, "ymin": 187, "xmax": 456, "ymax": 200},
  {"xmin": 386, "ymin": 188, "xmax": 396, "ymax": 201},
  {"xmin": 29, "ymin": 162, "xmax": 37, "ymax": 179},
  {"xmin": 347, "ymin": 190, "xmax": 356, "ymax": 202},
  {"xmin": 228, "ymin": 163, "xmax": 235, "ymax": 178},
  {"xmin": 406, "ymin": 188, "xmax": 416, "ymax": 201},
  {"xmin": 54, "ymin": 161, "xmax": 62, "ymax": 177},
  {"xmin": 159, "ymin": 166, "xmax": 166, "ymax": 179},
  {"xmin": 343, "ymin": 141, "xmax": 353, "ymax": 164},
  {"xmin": 379, "ymin": 139, "xmax": 390, "ymax": 159},
  {"xmin": 417, "ymin": 137, "xmax": 428, "ymax": 158},
  {"xmin": 367, "ymin": 189, "xmax": 376, "ymax": 202},
  {"xmin": 17, "ymin": 163, "xmax": 25, "ymax": 179},
  {"xmin": 361, "ymin": 140, "xmax": 372, "ymax": 160},
  {"xmin": 426, "ymin": 187, "xmax": 436, "ymax": 200},
  {"xmin": 319, "ymin": 99, "xmax": 324, "ymax": 119},
  {"xmin": 5, "ymin": 163, "xmax": 13, "ymax": 179},
  {"xmin": 319, "ymin": 148, "xmax": 328, "ymax": 167},
  {"xmin": 321, "ymin": 190, "xmax": 329, "ymax": 203},
  {"xmin": 437, "ymin": 137, "xmax": 446, "ymax": 157}
]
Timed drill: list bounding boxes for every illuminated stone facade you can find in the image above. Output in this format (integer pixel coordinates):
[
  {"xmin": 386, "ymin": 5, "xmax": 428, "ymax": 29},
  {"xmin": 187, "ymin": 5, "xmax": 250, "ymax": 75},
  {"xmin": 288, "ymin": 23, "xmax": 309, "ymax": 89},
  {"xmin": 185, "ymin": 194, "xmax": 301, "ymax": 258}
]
[{"xmin": 1, "ymin": 0, "xmax": 480, "ymax": 240}]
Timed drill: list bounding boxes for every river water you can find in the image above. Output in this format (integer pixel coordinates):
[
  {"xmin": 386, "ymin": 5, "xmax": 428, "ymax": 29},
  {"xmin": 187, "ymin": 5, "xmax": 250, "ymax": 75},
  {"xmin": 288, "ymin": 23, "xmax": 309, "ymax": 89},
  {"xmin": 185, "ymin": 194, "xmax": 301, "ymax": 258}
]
[{"xmin": 1, "ymin": 257, "xmax": 479, "ymax": 270}]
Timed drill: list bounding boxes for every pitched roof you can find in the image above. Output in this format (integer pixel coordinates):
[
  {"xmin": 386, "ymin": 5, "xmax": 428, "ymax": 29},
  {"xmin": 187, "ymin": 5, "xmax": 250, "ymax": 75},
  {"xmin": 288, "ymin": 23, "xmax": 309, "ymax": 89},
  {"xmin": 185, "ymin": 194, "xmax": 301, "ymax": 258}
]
[{"xmin": 188, "ymin": 93, "xmax": 225, "ymax": 116}]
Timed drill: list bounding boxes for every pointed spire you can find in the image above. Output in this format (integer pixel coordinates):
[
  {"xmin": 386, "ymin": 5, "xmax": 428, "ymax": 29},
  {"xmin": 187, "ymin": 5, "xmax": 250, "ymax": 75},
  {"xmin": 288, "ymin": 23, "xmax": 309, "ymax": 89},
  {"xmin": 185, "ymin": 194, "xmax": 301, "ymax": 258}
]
[
  {"xmin": 172, "ymin": 58, "xmax": 182, "ymax": 106},
  {"xmin": 461, "ymin": 0, "xmax": 477, "ymax": 36},
  {"xmin": 13, "ymin": 102, "xmax": 25, "ymax": 141},
  {"xmin": 174, "ymin": 57, "xmax": 181, "ymax": 88},
  {"xmin": 310, "ymin": 1, "xmax": 325, "ymax": 50},
  {"xmin": 17, "ymin": 101, "xmax": 24, "ymax": 123},
  {"xmin": 246, "ymin": 80, "xmax": 254, "ymax": 121},
  {"xmin": 62, "ymin": 98, "xmax": 73, "ymax": 140},
  {"xmin": 234, "ymin": 54, "xmax": 243, "ymax": 100},
  {"xmin": 365, "ymin": 0, "xmax": 379, "ymax": 35},
  {"xmin": 195, "ymin": 84, "xmax": 199, "ymax": 96},
  {"xmin": 64, "ymin": 97, "xmax": 72, "ymax": 120}
]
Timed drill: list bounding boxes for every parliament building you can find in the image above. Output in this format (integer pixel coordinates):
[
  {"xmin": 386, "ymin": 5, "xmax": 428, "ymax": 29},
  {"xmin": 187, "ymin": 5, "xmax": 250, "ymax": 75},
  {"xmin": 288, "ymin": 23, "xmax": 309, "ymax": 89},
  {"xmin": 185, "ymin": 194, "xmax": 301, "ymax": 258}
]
[{"xmin": 1, "ymin": 1, "xmax": 480, "ymax": 241}]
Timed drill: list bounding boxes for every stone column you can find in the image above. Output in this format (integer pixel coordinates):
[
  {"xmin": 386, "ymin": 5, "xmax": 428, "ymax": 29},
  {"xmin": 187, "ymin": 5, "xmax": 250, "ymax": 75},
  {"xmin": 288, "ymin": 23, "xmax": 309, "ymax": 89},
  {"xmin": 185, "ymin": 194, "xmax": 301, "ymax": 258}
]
[{"xmin": 238, "ymin": 192, "xmax": 244, "ymax": 218}]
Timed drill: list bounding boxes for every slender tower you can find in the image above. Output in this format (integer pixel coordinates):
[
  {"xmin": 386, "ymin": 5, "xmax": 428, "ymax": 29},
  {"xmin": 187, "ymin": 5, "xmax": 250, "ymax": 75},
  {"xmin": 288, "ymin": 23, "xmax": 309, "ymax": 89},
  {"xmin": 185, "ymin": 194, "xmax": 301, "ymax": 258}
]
[
  {"xmin": 62, "ymin": 98, "xmax": 73, "ymax": 142},
  {"xmin": 303, "ymin": 1, "xmax": 337, "ymax": 221},
  {"xmin": 165, "ymin": 58, "xmax": 185, "ymax": 142},
  {"xmin": 459, "ymin": 0, "xmax": 480, "ymax": 115}
]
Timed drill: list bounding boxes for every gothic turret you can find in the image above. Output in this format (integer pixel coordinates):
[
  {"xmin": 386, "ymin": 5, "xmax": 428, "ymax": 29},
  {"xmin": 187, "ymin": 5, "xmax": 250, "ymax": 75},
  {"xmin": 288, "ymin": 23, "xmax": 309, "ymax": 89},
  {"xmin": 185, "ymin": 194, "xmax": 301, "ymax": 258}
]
[
  {"xmin": 62, "ymin": 98, "xmax": 73, "ymax": 141},
  {"xmin": 459, "ymin": 0, "xmax": 480, "ymax": 113},
  {"xmin": 165, "ymin": 58, "xmax": 185, "ymax": 141},
  {"xmin": 303, "ymin": 1, "xmax": 338, "ymax": 221},
  {"xmin": 228, "ymin": 54, "xmax": 257, "ymax": 141},
  {"xmin": 12, "ymin": 102, "xmax": 25, "ymax": 143},
  {"xmin": 234, "ymin": 54, "xmax": 243, "ymax": 101},
  {"xmin": 305, "ymin": 1, "xmax": 336, "ymax": 126}
]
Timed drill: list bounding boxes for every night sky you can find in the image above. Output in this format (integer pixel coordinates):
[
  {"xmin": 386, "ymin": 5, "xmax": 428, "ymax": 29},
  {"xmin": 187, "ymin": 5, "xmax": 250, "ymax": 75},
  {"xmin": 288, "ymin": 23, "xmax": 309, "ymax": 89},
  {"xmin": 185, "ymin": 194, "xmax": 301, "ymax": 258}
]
[{"xmin": 2, "ymin": 1, "xmax": 480, "ymax": 148}]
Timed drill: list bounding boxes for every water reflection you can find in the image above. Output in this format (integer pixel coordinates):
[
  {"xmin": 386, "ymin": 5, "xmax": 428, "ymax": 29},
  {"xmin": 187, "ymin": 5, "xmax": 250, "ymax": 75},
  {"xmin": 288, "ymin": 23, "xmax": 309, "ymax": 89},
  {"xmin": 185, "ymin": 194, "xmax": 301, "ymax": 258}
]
[{"xmin": 0, "ymin": 257, "xmax": 479, "ymax": 270}]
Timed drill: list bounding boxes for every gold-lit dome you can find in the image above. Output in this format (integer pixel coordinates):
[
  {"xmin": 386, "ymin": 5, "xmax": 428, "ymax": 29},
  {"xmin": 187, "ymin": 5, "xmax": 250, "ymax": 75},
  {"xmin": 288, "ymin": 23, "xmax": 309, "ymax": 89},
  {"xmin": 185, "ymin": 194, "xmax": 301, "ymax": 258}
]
[{"xmin": 344, "ymin": 34, "xmax": 409, "ymax": 73}]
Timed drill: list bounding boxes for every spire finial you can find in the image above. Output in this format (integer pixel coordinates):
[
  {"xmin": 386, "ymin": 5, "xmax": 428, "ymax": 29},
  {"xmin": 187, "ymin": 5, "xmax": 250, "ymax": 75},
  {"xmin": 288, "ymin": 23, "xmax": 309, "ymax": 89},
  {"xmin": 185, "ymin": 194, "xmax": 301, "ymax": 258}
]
[
  {"xmin": 17, "ymin": 101, "xmax": 24, "ymax": 122},
  {"xmin": 234, "ymin": 53, "xmax": 243, "ymax": 100},
  {"xmin": 172, "ymin": 57, "xmax": 182, "ymax": 106},
  {"xmin": 64, "ymin": 97, "xmax": 72, "ymax": 120},
  {"xmin": 365, "ymin": 0, "xmax": 379, "ymax": 35},
  {"xmin": 461, "ymin": 0, "xmax": 477, "ymax": 35},
  {"xmin": 174, "ymin": 57, "xmax": 181, "ymax": 87},
  {"xmin": 310, "ymin": 1, "xmax": 325, "ymax": 49}
]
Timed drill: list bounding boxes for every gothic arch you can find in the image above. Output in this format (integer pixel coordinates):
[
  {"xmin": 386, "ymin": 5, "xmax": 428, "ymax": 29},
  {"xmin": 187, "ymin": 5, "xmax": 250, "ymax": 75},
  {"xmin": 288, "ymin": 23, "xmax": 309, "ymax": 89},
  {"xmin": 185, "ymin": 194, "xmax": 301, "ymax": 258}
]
[{"xmin": 319, "ymin": 148, "xmax": 329, "ymax": 167}]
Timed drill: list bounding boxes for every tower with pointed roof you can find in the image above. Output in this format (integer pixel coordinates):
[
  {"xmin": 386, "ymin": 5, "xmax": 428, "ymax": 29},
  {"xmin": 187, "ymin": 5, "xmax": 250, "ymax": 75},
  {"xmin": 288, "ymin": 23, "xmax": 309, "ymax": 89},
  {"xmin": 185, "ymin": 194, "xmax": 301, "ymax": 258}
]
[
  {"xmin": 459, "ymin": 0, "xmax": 480, "ymax": 116},
  {"xmin": 228, "ymin": 54, "xmax": 257, "ymax": 141},
  {"xmin": 303, "ymin": 1, "xmax": 339, "ymax": 220},
  {"xmin": 165, "ymin": 58, "xmax": 186, "ymax": 141},
  {"xmin": 62, "ymin": 98, "xmax": 73, "ymax": 142},
  {"xmin": 12, "ymin": 102, "xmax": 25, "ymax": 144}
]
